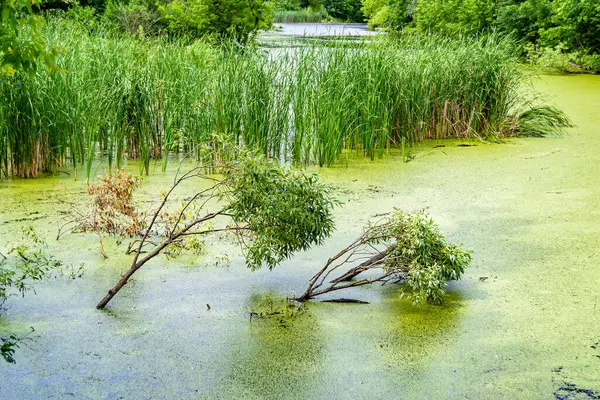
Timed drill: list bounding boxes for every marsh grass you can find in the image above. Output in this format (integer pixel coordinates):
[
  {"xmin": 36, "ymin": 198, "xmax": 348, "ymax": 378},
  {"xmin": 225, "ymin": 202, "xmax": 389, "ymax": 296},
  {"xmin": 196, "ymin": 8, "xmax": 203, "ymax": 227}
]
[
  {"xmin": 0, "ymin": 20, "xmax": 570, "ymax": 179},
  {"xmin": 274, "ymin": 9, "xmax": 329, "ymax": 23}
]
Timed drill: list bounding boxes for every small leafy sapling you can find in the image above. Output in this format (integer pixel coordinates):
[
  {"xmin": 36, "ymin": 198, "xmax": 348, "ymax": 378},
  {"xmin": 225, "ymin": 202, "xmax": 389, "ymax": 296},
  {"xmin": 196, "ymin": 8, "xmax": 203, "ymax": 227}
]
[
  {"xmin": 296, "ymin": 210, "xmax": 472, "ymax": 304},
  {"xmin": 91, "ymin": 153, "xmax": 336, "ymax": 309}
]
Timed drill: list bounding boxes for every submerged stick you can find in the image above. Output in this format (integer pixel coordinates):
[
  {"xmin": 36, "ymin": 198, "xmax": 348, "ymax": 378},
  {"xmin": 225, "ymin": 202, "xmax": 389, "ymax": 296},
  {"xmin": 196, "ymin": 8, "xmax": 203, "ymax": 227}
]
[{"xmin": 321, "ymin": 298, "xmax": 370, "ymax": 304}]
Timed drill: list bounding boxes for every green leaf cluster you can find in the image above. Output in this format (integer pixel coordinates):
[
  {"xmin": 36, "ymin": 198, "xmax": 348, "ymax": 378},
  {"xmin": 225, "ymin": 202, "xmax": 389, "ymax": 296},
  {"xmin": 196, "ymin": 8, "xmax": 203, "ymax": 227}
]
[
  {"xmin": 367, "ymin": 210, "xmax": 471, "ymax": 304},
  {"xmin": 0, "ymin": 0, "xmax": 59, "ymax": 75},
  {"xmin": 223, "ymin": 155, "xmax": 336, "ymax": 271},
  {"xmin": 0, "ymin": 226, "xmax": 76, "ymax": 306},
  {"xmin": 1, "ymin": 327, "xmax": 34, "ymax": 364}
]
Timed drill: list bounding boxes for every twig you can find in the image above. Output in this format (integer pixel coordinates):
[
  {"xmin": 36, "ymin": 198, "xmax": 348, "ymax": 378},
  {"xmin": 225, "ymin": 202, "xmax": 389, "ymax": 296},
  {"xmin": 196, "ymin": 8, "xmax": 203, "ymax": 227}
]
[{"xmin": 321, "ymin": 298, "xmax": 370, "ymax": 304}]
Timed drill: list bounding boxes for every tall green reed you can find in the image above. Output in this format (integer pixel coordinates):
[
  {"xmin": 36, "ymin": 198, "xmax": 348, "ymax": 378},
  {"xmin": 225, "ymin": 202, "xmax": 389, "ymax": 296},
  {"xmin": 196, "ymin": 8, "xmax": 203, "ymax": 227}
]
[
  {"xmin": 0, "ymin": 19, "xmax": 569, "ymax": 179},
  {"xmin": 273, "ymin": 9, "xmax": 329, "ymax": 23}
]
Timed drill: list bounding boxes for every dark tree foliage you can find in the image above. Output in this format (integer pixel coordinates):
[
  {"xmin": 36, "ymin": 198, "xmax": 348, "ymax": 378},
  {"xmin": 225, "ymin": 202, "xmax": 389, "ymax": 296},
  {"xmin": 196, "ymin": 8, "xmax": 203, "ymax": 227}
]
[
  {"xmin": 496, "ymin": 0, "xmax": 554, "ymax": 45},
  {"xmin": 321, "ymin": 0, "xmax": 363, "ymax": 21},
  {"xmin": 272, "ymin": 0, "xmax": 364, "ymax": 21}
]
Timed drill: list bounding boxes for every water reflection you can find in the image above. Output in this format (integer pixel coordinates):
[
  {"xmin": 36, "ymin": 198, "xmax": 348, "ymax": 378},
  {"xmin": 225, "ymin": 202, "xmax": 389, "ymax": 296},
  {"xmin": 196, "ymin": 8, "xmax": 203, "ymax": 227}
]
[
  {"xmin": 214, "ymin": 288, "xmax": 464, "ymax": 399},
  {"xmin": 273, "ymin": 23, "xmax": 378, "ymax": 37},
  {"xmin": 217, "ymin": 292, "xmax": 325, "ymax": 399}
]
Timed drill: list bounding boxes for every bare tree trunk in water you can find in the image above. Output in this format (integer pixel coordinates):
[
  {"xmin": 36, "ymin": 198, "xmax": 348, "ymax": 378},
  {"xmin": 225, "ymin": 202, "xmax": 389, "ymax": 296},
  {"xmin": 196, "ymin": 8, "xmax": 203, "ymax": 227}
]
[
  {"xmin": 96, "ymin": 165, "xmax": 227, "ymax": 309},
  {"xmin": 97, "ymin": 212, "xmax": 223, "ymax": 309}
]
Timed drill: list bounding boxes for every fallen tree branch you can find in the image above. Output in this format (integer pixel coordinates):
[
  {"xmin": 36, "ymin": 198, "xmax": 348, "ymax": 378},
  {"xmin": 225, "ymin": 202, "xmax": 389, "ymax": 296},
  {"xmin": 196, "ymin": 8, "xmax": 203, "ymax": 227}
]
[
  {"xmin": 295, "ymin": 210, "xmax": 472, "ymax": 305},
  {"xmin": 96, "ymin": 211, "xmax": 226, "ymax": 309},
  {"xmin": 88, "ymin": 153, "xmax": 336, "ymax": 309}
]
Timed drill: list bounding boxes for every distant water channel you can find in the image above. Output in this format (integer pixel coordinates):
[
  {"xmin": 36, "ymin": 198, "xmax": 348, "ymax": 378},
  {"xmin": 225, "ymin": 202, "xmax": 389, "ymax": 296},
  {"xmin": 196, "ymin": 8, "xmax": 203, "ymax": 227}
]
[{"xmin": 259, "ymin": 23, "xmax": 380, "ymax": 46}]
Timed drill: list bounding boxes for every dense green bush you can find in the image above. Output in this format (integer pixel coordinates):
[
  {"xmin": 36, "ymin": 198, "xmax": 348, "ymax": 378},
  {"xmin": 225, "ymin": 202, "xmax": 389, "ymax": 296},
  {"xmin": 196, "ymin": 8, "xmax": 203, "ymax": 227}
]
[
  {"xmin": 1, "ymin": 0, "xmax": 60, "ymax": 75},
  {"xmin": 103, "ymin": 0, "xmax": 163, "ymax": 36},
  {"xmin": 59, "ymin": 0, "xmax": 273, "ymax": 41},
  {"xmin": 272, "ymin": 0, "xmax": 363, "ymax": 22},
  {"xmin": 321, "ymin": 0, "xmax": 363, "ymax": 21},
  {"xmin": 539, "ymin": 0, "xmax": 600, "ymax": 53},
  {"xmin": 413, "ymin": 0, "xmax": 496, "ymax": 35},
  {"xmin": 496, "ymin": 0, "xmax": 554, "ymax": 47},
  {"xmin": 362, "ymin": 0, "xmax": 600, "ymax": 73},
  {"xmin": 273, "ymin": 0, "xmax": 302, "ymax": 10},
  {"xmin": 361, "ymin": 0, "xmax": 388, "ymax": 28},
  {"xmin": 157, "ymin": 0, "xmax": 273, "ymax": 41}
]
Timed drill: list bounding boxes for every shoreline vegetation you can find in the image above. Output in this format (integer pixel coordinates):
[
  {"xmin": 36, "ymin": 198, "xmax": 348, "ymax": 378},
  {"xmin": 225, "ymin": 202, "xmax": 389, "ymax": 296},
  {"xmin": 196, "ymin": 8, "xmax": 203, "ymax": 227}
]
[
  {"xmin": 0, "ymin": 20, "xmax": 569, "ymax": 180},
  {"xmin": 274, "ymin": 9, "xmax": 330, "ymax": 23}
]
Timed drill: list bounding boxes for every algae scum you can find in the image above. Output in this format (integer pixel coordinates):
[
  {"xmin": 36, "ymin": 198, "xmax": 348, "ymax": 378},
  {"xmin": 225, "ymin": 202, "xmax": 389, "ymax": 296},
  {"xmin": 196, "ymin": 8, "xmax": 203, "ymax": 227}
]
[{"xmin": 1, "ymin": 74, "xmax": 600, "ymax": 399}]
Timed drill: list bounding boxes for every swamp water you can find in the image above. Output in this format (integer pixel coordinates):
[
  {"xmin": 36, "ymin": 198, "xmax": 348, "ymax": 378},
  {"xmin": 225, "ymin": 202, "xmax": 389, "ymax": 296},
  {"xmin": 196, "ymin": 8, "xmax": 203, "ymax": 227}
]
[{"xmin": 1, "ymin": 75, "xmax": 600, "ymax": 398}]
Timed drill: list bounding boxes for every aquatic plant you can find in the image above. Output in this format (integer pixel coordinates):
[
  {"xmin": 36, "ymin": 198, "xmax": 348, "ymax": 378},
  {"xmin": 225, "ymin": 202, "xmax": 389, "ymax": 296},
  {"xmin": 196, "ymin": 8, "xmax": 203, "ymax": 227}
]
[
  {"xmin": 0, "ymin": 226, "xmax": 82, "ymax": 304},
  {"xmin": 273, "ymin": 9, "xmax": 329, "ymax": 23},
  {"xmin": 0, "ymin": 226, "xmax": 63, "ymax": 305},
  {"xmin": 0, "ymin": 20, "xmax": 571, "ymax": 179},
  {"xmin": 296, "ymin": 210, "xmax": 472, "ymax": 304},
  {"xmin": 88, "ymin": 153, "xmax": 336, "ymax": 308},
  {"xmin": 1, "ymin": 327, "xmax": 34, "ymax": 364},
  {"xmin": 0, "ymin": 226, "xmax": 82, "ymax": 363}
]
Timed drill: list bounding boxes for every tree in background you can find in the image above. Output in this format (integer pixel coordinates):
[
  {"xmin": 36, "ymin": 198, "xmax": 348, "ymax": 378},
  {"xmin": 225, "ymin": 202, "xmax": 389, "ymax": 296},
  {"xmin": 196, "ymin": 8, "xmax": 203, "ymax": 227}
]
[
  {"xmin": 272, "ymin": 0, "xmax": 364, "ymax": 22},
  {"xmin": 539, "ymin": 0, "xmax": 600, "ymax": 53},
  {"xmin": 361, "ymin": 0, "xmax": 415, "ymax": 29},
  {"xmin": 59, "ymin": 0, "xmax": 274, "ymax": 41},
  {"xmin": 361, "ymin": 0, "xmax": 600, "ymax": 72},
  {"xmin": 321, "ymin": 0, "xmax": 363, "ymax": 21},
  {"xmin": 413, "ymin": 0, "xmax": 496, "ymax": 35},
  {"xmin": 496, "ymin": 0, "xmax": 554, "ymax": 47},
  {"xmin": 0, "ymin": 0, "xmax": 59, "ymax": 75},
  {"xmin": 361, "ymin": 0, "xmax": 389, "ymax": 28},
  {"xmin": 158, "ymin": 0, "xmax": 274, "ymax": 41}
]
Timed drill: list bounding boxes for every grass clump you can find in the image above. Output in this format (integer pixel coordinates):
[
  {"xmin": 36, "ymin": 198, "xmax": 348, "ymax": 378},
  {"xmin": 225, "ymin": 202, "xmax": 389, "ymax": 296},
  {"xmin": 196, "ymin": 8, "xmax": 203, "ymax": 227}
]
[{"xmin": 0, "ymin": 20, "xmax": 570, "ymax": 179}]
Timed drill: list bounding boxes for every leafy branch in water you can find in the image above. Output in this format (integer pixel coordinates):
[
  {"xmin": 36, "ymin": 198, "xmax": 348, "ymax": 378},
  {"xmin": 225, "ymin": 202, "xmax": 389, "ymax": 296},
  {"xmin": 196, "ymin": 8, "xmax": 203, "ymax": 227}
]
[
  {"xmin": 1, "ymin": 226, "xmax": 84, "ymax": 305},
  {"xmin": 296, "ymin": 210, "xmax": 472, "ymax": 304},
  {"xmin": 1, "ymin": 327, "xmax": 34, "ymax": 364},
  {"xmin": 85, "ymin": 153, "xmax": 336, "ymax": 309},
  {"xmin": 0, "ymin": 227, "xmax": 81, "ymax": 364},
  {"xmin": 79, "ymin": 152, "xmax": 471, "ymax": 309}
]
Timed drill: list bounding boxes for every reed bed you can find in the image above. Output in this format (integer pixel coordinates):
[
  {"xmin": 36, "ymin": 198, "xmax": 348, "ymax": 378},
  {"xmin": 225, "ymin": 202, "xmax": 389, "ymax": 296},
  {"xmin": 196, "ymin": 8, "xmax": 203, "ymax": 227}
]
[
  {"xmin": 0, "ymin": 20, "xmax": 569, "ymax": 179},
  {"xmin": 273, "ymin": 9, "xmax": 329, "ymax": 23}
]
